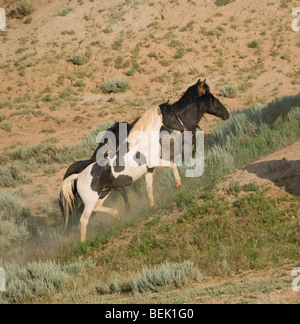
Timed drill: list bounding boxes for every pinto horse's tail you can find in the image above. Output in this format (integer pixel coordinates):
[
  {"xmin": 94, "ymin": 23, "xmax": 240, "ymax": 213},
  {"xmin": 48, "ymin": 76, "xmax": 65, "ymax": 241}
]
[{"xmin": 59, "ymin": 174, "xmax": 80, "ymax": 231}]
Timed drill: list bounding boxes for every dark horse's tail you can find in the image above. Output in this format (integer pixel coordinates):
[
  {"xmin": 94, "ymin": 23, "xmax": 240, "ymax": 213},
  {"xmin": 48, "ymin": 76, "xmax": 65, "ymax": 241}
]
[{"xmin": 59, "ymin": 174, "xmax": 80, "ymax": 231}]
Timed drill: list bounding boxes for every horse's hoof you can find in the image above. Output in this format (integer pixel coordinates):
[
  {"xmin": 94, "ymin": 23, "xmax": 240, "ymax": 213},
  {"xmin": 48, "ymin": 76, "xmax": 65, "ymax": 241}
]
[{"xmin": 175, "ymin": 182, "xmax": 182, "ymax": 190}]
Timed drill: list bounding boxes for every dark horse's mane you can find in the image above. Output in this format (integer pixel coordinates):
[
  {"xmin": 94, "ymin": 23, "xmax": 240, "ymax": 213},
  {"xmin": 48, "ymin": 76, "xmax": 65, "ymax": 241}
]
[{"xmin": 175, "ymin": 81, "xmax": 210, "ymax": 112}]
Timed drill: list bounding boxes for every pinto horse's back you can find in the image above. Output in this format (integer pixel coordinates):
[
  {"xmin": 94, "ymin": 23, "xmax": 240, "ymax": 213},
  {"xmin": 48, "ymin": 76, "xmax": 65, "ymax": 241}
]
[{"xmin": 63, "ymin": 159, "xmax": 95, "ymax": 180}]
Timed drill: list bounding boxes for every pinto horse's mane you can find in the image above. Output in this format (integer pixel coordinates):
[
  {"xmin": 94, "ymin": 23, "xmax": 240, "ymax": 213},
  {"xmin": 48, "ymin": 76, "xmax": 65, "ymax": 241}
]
[
  {"xmin": 128, "ymin": 106, "xmax": 162, "ymax": 147},
  {"xmin": 130, "ymin": 106, "xmax": 161, "ymax": 133}
]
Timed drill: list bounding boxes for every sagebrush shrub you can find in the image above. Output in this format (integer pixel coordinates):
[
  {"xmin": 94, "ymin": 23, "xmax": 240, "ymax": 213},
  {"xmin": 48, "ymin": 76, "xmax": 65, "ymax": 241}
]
[
  {"xmin": 102, "ymin": 77, "xmax": 130, "ymax": 94},
  {"xmin": 0, "ymin": 192, "xmax": 30, "ymax": 249},
  {"xmin": 15, "ymin": 0, "xmax": 34, "ymax": 19},
  {"xmin": 71, "ymin": 53, "xmax": 89, "ymax": 65},
  {"xmin": 106, "ymin": 261, "xmax": 201, "ymax": 295},
  {"xmin": 215, "ymin": 0, "xmax": 235, "ymax": 6},
  {"xmin": 221, "ymin": 85, "xmax": 239, "ymax": 98}
]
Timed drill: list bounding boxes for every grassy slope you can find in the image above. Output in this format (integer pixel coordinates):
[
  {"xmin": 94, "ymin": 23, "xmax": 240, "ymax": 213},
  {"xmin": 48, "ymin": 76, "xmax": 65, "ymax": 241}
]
[{"xmin": 0, "ymin": 104, "xmax": 299, "ymax": 303}]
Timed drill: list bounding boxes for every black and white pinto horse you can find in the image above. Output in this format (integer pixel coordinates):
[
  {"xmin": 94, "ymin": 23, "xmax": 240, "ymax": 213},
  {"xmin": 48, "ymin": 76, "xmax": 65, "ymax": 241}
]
[
  {"xmin": 60, "ymin": 105, "xmax": 185, "ymax": 242},
  {"xmin": 62, "ymin": 120, "xmax": 139, "ymax": 212},
  {"xmin": 62, "ymin": 80, "xmax": 229, "ymax": 211}
]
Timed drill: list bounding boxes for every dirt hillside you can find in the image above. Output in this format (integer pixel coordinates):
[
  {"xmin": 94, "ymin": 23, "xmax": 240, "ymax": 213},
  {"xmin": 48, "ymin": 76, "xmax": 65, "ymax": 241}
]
[{"xmin": 219, "ymin": 140, "xmax": 300, "ymax": 198}]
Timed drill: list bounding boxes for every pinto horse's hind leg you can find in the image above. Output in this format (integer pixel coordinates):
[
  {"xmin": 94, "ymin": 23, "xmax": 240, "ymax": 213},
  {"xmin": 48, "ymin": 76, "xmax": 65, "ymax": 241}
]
[
  {"xmin": 80, "ymin": 205, "xmax": 95, "ymax": 242},
  {"xmin": 145, "ymin": 172, "xmax": 155, "ymax": 207},
  {"xmin": 80, "ymin": 196, "xmax": 120, "ymax": 242}
]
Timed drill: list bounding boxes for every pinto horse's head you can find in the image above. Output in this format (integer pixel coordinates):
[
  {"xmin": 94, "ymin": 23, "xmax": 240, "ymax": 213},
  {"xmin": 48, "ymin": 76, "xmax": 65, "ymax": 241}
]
[{"xmin": 159, "ymin": 101, "xmax": 185, "ymax": 133}]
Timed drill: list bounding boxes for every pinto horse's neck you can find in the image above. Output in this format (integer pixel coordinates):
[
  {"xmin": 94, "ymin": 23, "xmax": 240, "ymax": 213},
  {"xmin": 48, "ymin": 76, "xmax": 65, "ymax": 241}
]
[{"xmin": 127, "ymin": 107, "xmax": 163, "ymax": 147}]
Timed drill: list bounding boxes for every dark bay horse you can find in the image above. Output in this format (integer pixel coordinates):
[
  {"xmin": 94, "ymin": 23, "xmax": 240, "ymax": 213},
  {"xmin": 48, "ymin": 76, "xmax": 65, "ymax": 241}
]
[{"xmin": 169, "ymin": 79, "xmax": 230, "ymax": 154}]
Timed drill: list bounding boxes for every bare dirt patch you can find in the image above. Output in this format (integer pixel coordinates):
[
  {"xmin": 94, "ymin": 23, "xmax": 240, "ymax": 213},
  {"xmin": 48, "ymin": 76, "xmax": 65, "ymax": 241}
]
[{"xmin": 219, "ymin": 140, "xmax": 300, "ymax": 198}]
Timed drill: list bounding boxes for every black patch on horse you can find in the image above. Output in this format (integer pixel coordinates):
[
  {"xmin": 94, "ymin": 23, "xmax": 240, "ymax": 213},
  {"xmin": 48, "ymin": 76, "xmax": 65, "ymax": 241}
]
[
  {"xmin": 90, "ymin": 163, "xmax": 105, "ymax": 196},
  {"xmin": 99, "ymin": 189, "xmax": 111, "ymax": 200},
  {"xmin": 113, "ymin": 141, "xmax": 130, "ymax": 173},
  {"xmin": 134, "ymin": 151, "xmax": 147, "ymax": 166},
  {"xmin": 111, "ymin": 174, "xmax": 134, "ymax": 188}
]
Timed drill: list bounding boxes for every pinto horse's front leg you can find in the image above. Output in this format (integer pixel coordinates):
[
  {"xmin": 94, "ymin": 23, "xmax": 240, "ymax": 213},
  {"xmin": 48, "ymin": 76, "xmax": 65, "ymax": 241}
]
[
  {"xmin": 145, "ymin": 160, "xmax": 182, "ymax": 203},
  {"xmin": 161, "ymin": 159, "xmax": 182, "ymax": 189}
]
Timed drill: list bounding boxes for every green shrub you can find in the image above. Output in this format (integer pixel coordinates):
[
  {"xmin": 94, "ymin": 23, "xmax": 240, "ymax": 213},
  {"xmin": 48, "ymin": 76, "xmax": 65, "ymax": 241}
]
[
  {"xmin": 102, "ymin": 77, "xmax": 130, "ymax": 94},
  {"xmin": 71, "ymin": 53, "xmax": 89, "ymax": 65},
  {"xmin": 0, "ymin": 162, "xmax": 31, "ymax": 188},
  {"xmin": 221, "ymin": 85, "xmax": 239, "ymax": 98},
  {"xmin": 215, "ymin": 0, "xmax": 235, "ymax": 6},
  {"xmin": 0, "ymin": 191, "xmax": 30, "ymax": 250},
  {"xmin": 229, "ymin": 181, "xmax": 242, "ymax": 196},
  {"xmin": 1, "ymin": 258, "xmax": 95, "ymax": 304},
  {"xmin": 0, "ymin": 123, "xmax": 13, "ymax": 132},
  {"xmin": 15, "ymin": 0, "xmax": 34, "ymax": 19},
  {"xmin": 3, "ymin": 261, "xmax": 69, "ymax": 303},
  {"xmin": 105, "ymin": 261, "xmax": 201, "ymax": 295},
  {"xmin": 57, "ymin": 8, "xmax": 73, "ymax": 17},
  {"xmin": 248, "ymin": 40, "xmax": 262, "ymax": 49},
  {"xmin": 112, "ymin": 39, "xmax": 123, "ymax": 51},
  {"xmin": 174, "ymin": 48, "xmax": 185, "ymax": 59}
]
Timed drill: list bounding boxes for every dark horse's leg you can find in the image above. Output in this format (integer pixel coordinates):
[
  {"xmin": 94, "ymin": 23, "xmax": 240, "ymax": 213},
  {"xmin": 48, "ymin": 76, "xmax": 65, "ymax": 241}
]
[
  {"xmin": 192, "ymin": 127, "xmax": 202, "ymax": 158},
  {"xmin": 118, "ymin": 187, "xmax": 131, "ymax": 210},
  {"xmin": 132, "ymin": 181, "xmax": 141, "ymax": 196}
]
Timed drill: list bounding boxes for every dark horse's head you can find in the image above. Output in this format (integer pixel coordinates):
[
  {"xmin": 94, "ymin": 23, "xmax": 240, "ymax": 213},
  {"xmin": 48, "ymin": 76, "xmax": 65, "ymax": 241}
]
[
  {"xmin": 204, "ymin": 92, "xmax": 230, "ymax": 121},
  {"xmin": 177, "ymin": 79, "xmax": 230, "ymax": 122},
  {"xmin": 159, "ymin": 101, "xmax": 185, "ymax": 133},
  {"xmin": 195, "ymin": 79, "xmax": 230, "ymax": 121}
]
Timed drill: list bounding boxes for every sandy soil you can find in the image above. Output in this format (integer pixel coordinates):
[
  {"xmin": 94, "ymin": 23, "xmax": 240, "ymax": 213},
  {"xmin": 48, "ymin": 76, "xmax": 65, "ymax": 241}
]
[
  {"xmin": 219, "ymin": 141, "xmax": 300, "ymax": 198},
  {"xmin": 0, "ymin": 0, "xmax": 299, "ymax": 152}
]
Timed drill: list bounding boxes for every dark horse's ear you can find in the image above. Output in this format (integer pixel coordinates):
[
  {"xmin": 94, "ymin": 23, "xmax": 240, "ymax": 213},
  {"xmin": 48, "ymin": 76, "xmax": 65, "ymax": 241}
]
[{"xmin": 197, "ymin": 79, "xmax": 206, "ymax": 86}]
